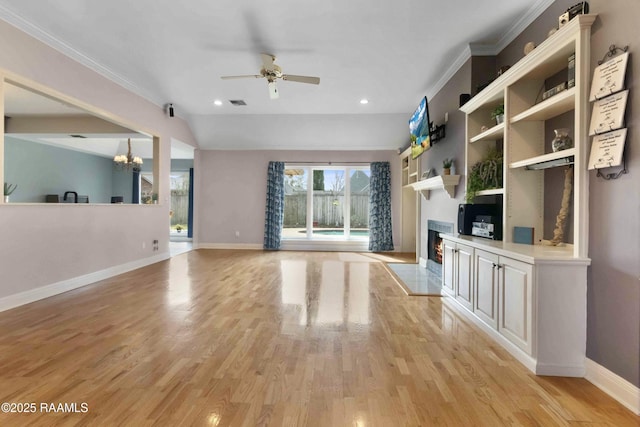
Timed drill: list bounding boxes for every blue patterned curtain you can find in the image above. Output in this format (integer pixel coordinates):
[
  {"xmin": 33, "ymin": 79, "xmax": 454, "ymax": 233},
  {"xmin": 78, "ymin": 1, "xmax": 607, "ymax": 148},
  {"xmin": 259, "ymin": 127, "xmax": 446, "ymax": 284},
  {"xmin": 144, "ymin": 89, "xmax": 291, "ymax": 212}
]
[
  {"xmin": 264, "ymin": 161, "xmax": 285, "ymax": 250},
  {"xmin": 369, "ymin": 162, "xmax": 394, "ymax": 251}
]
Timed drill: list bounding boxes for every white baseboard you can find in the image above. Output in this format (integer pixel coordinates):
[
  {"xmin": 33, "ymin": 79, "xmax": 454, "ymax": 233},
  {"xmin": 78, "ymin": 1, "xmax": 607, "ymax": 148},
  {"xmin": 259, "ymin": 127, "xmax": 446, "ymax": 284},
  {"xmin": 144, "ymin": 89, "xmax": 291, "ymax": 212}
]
[
  {"xmin": 585, "ymin": 358, "xmax": 640, "ymax": 415},
  {"xmin": 535, "ymin": 362, "xmax": 585, "ymax": 378},
  {"xmin": 196, "ymin": 243, "xmax": 263, "ymax": 250},
  {"xmin": 280, "ymin": 240, "xmax": 369, "ymax": 252},
  {"xmin": 0, "ymin": 252, "xmax": 170, "ymax": 313}
]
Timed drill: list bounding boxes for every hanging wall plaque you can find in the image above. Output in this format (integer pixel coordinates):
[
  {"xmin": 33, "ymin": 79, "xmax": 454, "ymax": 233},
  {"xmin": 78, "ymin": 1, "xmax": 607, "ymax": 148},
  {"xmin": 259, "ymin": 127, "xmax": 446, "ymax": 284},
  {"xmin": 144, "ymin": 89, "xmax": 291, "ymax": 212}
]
[
  {"xmin": 588, "ymin": 90, "xmax": 628, "ymax": 135},
  {"xmin": 589, "ymin": 51, "xmax": 629, "ymax": 101},
  {"xmin": 588, "ymin": 128, "xmax": 627, "ymax": 170}
]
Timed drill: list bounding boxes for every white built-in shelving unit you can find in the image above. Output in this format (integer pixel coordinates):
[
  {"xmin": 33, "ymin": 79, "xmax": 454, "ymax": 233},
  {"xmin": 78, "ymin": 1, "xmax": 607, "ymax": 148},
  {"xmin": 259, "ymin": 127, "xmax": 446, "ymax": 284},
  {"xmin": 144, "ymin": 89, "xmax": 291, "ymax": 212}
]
[{"xmin": 442, "ymin": 15, "xmax": 596, "ymax": 377}]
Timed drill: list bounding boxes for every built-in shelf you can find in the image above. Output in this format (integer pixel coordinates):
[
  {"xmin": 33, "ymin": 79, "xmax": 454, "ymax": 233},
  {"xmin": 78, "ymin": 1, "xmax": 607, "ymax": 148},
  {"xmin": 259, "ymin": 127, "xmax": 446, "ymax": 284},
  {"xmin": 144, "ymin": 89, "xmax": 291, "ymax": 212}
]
[
  {"xmin": 469, "ymin": 122, "xmax": 505, "ymax": 143},
  {"xmin": 509, "ymin": 148, "xmax": 576, "ymax": 169},
  {"xmin": 475, "ymin": 188, "xmax": 504, "ymax": 197},
  {"xmin": 410, "ymin": 175, "xmax": 460, "ymax": 199},
  {"xmin": 511, "ymin": 87, "xmax": 576, "ymax": 123}
]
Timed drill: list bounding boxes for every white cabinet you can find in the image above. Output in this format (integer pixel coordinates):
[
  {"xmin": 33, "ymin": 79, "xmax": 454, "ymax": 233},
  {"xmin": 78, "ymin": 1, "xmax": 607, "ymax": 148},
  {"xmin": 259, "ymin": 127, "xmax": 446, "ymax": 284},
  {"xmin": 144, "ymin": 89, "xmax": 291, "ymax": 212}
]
[
  {"xmin": 498, "ymin": 257, "xmax": 533, "ymax": 354},
  {"xmin": 441, "ymin": 240, "xmax": 474, "ymax": 312},
  {"xmin": 442, "ymin": 239, "xmax": 456, "ymax": 296},
  {"xmin": 471, "ymin": 249, "xmax": 533, "ymax": 354},
  {"xmin": 474, "ymin": 249, "xmax": 499, "ymax": 330},
  {"xmin": 454, "ymin": 244, "xmax": 474, "ymax": 310},
  {"xmin": 442, "ymin": 234, "xmax": 588, "ymax": 377},
  {"xmin": 449, "ymin": 15, "xmax": 595, "ymax": 378}
]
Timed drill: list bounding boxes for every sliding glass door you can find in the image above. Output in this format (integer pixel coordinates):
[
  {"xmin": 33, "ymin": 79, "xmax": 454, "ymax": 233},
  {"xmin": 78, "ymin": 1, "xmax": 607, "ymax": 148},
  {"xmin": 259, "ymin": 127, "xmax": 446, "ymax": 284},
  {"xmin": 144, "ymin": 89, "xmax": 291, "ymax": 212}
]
[{"xmin": 283, "ymin": 164, "xmax": 370, "ymax": 241}]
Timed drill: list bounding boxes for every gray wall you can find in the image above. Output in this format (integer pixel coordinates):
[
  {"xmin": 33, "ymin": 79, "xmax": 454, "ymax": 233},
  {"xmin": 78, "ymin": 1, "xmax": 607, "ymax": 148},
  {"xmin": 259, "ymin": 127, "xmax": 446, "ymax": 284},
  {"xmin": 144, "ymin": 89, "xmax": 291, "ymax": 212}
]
[
  {"xmin": 585, "ymin": 0, "xmax": 640, "ymax": 389},
  {"xmin": 424, "ymin": 0, "xmax": 639, "ymax": 387},
  {"xmin": 195, "ymin": 150, "xmax": 398, "ymax": 246},
  {"xmin": 418, "ymin": 60, "xmax": 471, "ymax": 261},
  {"xmin": 5, "ymin": 136, "xmax": 114, "ymax": 203}
]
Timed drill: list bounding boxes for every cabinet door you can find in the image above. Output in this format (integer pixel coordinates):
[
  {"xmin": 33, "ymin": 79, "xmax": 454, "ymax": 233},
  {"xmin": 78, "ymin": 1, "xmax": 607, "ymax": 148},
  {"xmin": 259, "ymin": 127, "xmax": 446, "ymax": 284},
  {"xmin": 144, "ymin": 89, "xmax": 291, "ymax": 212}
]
[
  {"xmin": 498, "ymin": 257, "xmax": 533, "ymax": 354},
  {"xmin": 442, "ymin": 240, "xmax": 456, "ymax": 296},
  {"xmin": 474, "ymin": 249, "xmax": 499, "ymax": 329},
  {"xmin": 455, "ymin": 244, "xmax": 474, "ymax": 310}
]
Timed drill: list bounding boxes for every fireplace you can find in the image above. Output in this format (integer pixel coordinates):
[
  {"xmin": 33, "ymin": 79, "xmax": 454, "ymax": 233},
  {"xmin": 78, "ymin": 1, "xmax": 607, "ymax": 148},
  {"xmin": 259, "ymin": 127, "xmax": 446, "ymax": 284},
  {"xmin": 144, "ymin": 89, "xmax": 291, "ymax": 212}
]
[{"xmin": 426, "ymin": 220, "xmax": 454, "ymax": 276}]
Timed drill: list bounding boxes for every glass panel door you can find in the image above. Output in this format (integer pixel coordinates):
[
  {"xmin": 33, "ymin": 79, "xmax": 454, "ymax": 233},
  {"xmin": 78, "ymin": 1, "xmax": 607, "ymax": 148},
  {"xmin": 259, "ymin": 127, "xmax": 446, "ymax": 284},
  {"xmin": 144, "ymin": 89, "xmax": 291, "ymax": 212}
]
[
  {"xmin": 283, "ymin": 168, "xmax": 308, "ymax": 239},
  {"xmin": 312, "ymin": 168, "xmax": 345, "ymax": 237},
  {"xmin": 349, "ymin": 168, "xmax": 371, "ymax": 238}
]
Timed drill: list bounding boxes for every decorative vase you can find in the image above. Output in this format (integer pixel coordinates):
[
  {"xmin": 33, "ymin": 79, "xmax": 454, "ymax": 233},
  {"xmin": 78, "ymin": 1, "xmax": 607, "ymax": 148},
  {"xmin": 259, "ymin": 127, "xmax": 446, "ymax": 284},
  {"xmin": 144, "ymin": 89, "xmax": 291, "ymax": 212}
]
[
  {"xmin": 551, "ymin": 128, "xmax": 573, "ymax": 152},
  {"xmin": 3, "ymin": 195, "xmax": 8, "ymax": 203},
  {"xmin": 495, "ymin": 114, "xmax": 504, "ymax": 125},
  {"xmin": 443, "ymin": 168, "xmax": 451, "ymax": 175}
]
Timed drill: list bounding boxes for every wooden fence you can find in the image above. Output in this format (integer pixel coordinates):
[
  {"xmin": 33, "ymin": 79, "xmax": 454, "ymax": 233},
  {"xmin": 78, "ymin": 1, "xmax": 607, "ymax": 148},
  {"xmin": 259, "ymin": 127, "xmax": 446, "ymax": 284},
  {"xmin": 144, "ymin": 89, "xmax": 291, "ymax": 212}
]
[
  {"xmin": 171, "ymin": 192, "xmax": 189, "ymax": 225},
  {"xmin": 284, "ymin": 193, "xmax": 369, "ymax": 228}
]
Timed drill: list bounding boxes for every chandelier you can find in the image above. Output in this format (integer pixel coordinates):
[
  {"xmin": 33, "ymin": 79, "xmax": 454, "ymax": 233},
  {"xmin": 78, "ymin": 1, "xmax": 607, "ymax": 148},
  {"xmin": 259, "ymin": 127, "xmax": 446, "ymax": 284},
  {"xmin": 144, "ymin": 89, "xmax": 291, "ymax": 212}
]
[{"xmin": 113, "ymin": 138, "xmax": 143, "ymax": 172}]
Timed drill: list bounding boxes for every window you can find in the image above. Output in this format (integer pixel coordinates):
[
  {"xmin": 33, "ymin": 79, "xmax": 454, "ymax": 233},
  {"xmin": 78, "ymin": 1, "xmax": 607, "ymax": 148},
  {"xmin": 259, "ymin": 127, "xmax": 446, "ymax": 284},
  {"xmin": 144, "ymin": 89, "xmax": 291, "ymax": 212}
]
[{"xmin": 282, "ymin": 164, "xmax": 370, "ymax": 241}]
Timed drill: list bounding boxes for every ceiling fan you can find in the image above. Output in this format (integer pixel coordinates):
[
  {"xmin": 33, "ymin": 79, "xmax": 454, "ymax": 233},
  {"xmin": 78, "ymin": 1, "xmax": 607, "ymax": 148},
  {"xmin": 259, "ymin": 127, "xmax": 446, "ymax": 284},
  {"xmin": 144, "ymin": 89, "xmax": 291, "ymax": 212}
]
[{"xmin": 221, "ymin": 54, "xmax": 320, "ymax": 99}]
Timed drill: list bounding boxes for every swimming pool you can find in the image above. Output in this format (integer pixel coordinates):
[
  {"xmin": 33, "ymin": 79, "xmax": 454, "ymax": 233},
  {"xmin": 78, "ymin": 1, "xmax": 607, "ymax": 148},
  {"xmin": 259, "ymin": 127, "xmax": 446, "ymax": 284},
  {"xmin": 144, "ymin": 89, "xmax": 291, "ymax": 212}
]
[{"xmin": 300, "ymin": 229, "xmax": 369, "ymax": 236}]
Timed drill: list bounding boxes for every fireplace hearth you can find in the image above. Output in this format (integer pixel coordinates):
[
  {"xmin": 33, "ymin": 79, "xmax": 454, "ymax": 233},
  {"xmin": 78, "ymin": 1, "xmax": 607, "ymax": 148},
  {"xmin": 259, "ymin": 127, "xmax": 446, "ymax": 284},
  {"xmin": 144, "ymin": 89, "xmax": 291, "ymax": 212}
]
[{"xmin": 426, "ymin": 220, "xmax": 454, "ymax": 276}]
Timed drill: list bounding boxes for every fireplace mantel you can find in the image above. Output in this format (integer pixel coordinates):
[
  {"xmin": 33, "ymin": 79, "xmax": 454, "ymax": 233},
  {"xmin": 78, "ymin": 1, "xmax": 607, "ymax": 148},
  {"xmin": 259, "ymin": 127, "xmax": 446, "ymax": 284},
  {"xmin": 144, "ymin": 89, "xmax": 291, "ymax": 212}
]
[{"xmin": 409, "ymin": 175, "xmax": 460, "ymax": 199}]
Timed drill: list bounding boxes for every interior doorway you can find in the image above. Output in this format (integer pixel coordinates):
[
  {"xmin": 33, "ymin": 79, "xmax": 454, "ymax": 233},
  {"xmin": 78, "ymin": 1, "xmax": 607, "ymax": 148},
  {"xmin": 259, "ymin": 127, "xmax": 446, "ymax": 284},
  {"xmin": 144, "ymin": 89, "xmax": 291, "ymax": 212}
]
[
  {"xmin": 170, "ymin": 139, "xmax": 195, "ymax": 243},
  {"xmin": 170, "ymin": 170, "xmax": 192, "ymax": 239}
]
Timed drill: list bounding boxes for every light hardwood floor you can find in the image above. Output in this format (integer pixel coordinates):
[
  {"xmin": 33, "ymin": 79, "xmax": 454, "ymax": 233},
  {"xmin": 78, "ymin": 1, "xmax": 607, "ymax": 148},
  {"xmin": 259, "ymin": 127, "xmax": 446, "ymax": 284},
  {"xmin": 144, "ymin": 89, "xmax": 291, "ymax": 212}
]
[{"xmin": 0, "ymin": 250, "xmax": 637, "ymax": 426}]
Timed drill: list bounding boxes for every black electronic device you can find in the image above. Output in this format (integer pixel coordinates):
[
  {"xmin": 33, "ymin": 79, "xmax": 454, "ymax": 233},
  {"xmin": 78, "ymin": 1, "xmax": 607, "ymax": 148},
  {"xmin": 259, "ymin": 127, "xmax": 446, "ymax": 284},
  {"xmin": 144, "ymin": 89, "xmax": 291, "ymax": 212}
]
[
  {"xmin": 458, "ymin": 204, "xmax": 495, "ymax": 234},
  {"xmin": 559, "ymin": 2, "xmax": 589, "ymax": 27},
  {"xmin": 458, "ymin": 204, "xmax": 503, "ymax": 240}
]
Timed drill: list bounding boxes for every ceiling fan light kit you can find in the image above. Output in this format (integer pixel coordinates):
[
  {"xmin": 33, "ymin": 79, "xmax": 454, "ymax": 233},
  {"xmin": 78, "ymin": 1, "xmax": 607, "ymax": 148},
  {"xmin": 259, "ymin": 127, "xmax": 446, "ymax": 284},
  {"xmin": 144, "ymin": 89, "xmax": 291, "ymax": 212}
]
[{"xmin": 221, "ymin": 54, "xmax": 320, "ymax": 99}]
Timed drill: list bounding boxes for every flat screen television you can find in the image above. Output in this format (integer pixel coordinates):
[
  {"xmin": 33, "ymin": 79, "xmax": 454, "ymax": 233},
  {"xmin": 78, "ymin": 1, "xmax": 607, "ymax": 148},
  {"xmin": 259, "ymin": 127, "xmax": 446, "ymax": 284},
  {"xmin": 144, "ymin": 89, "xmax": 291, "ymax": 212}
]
[{"xmin": 409, "ymin": 96, "xmax": 431, "ymax": 160}]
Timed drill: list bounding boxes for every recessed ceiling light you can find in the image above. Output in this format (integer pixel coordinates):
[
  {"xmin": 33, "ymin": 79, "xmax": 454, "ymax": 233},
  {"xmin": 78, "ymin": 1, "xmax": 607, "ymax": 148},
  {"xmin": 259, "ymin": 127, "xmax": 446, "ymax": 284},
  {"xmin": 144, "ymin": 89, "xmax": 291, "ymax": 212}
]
[
  {"xmin": 213, "ymin": 100, "xmax": 223, "ymax": 106},
  {"xmin": 360, "ymin": 98, "xmax": 369, "ymax": 105}
]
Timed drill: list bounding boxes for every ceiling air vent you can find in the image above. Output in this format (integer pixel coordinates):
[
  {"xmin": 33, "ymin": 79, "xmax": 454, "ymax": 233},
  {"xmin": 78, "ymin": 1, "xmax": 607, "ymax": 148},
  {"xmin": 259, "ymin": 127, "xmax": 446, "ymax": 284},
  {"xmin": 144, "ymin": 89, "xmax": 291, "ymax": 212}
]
[{"xmin": 229, "ymin": 100, "xmax": 247, "ymax": 106}]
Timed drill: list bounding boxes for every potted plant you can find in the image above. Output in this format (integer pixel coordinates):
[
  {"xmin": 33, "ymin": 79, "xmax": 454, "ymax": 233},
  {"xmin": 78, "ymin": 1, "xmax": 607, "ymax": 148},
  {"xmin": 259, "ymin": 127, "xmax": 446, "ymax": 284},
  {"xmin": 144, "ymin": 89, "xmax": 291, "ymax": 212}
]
[
  {"xmin": 491, "ymin": 104, "xmax": 505, "ymax": 125},
  {"xmin": 3, "ymin": 183, "xmax": 17, "ymax": 203},
  {"xmin": 465, "ymin": 148, "xmax": 503, "ymax": 203},
  {"xmin": 442, "ymin": 158, "xmax": 453, "ymax": 175},
  {"xmin": 151, "ymin": 193, "xmax": 158, "ymax": 204},
  {"xmin": 175, "ymin": 224, "xmax": 183, "ymax": 233}
]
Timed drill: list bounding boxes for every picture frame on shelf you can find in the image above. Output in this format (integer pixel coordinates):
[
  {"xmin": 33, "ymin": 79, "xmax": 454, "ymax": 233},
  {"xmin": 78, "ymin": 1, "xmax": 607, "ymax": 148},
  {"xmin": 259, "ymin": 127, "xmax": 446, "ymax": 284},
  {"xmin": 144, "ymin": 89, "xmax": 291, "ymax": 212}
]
[{"xmin": 421, "ymin": 169, "xmax": 433, "ymax": 180}]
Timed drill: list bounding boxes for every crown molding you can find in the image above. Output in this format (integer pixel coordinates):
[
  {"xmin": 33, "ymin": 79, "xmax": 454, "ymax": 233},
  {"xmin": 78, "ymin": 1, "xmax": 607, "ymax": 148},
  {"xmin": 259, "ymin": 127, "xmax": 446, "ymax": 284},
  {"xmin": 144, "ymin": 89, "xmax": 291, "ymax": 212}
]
[
  {"xmin": 469, "ymin": 43, "xmax": 499, "ymax": 56},
  {"xmin": 426, "ymin": 45, "xmax": 473, "ymax": 101},
  {"xmin": 426, "ymin": 0, "xmax": 554, "ymax": 100},
  {"xmin": 0, "ymin": 5, "xmax": 163, "ymax": 108},
  {"xmin": 495, "ymin": 0, "xmax": 556, "ymax": 52}
]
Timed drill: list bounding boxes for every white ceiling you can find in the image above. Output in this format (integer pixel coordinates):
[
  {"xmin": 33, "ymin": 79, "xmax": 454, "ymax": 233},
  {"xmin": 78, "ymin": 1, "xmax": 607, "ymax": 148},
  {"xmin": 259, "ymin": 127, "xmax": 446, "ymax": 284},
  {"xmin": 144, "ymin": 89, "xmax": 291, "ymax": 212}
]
[{"xmin": 0, "ymin": 0, "xmax": 554, "ymax": 150}]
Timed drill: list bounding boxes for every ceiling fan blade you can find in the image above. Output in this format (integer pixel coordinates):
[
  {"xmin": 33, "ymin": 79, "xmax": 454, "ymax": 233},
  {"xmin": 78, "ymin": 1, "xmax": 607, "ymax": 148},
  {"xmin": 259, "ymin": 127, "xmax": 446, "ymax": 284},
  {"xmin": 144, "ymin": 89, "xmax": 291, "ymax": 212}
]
[
  {"xmin": 282, "ymin": 74, "xmax": 320, "ymax": 85},
  {"xmin": 220, "ymin": 74, "xmax": 263, "ymax": 80},
  {"xmin": 261, "ymin": 53, "xmax": 276, "ymax": 70},
  {"xmin": 268, "ymin": 81, "xmax": 279, "ymax": 99}
]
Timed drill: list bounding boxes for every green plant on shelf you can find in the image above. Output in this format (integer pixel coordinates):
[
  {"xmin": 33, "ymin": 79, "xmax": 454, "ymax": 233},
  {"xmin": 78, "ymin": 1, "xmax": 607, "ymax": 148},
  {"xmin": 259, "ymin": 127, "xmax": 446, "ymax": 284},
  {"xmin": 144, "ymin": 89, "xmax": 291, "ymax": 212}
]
[
  {"xmin": 442, "ymin": 158, "xmax": 453, "ymax": 169},
  {"xmin": 465, "ymin": 147, "xmax": 503, "ymax": 203},
  {"xmin": 490, "ymin": 104, "xmax": 504, "ymax": 121}
]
